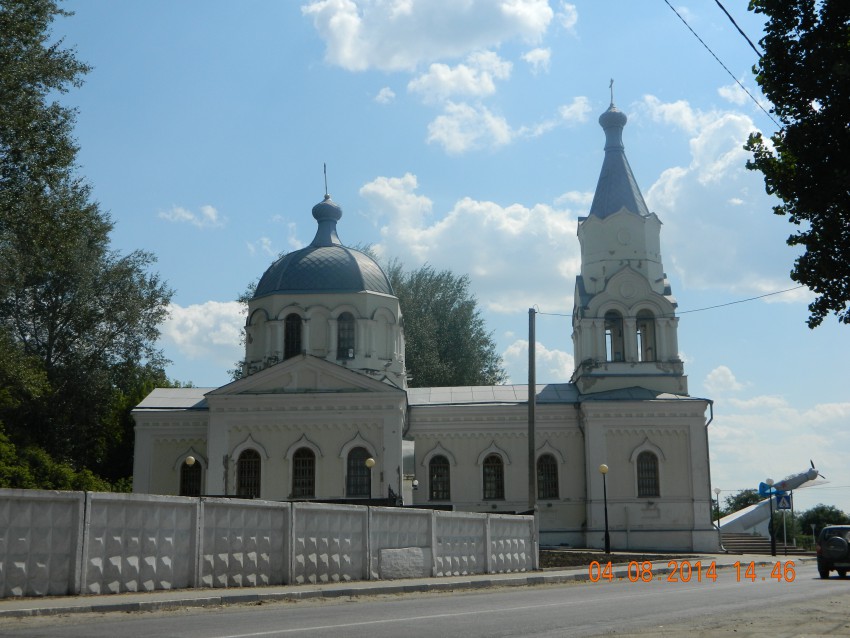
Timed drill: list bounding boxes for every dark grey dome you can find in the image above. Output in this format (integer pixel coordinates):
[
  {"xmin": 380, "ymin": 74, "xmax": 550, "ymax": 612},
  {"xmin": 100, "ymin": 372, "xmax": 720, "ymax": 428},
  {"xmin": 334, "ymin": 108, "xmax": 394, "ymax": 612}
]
[
  {"xmin": 588, "ymin": 103, "xmax": 650, "ymax": 219},
  {"xmin": 253, "ymin": 195, "xmax": 394, "ymax": 298}
]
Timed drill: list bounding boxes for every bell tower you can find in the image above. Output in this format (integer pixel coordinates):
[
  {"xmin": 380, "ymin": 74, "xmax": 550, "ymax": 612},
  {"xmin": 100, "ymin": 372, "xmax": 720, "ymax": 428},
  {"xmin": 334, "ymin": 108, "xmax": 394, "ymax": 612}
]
[{"xmin": 571, "ymin": 99, "xmax": 687, "ymax": 395}]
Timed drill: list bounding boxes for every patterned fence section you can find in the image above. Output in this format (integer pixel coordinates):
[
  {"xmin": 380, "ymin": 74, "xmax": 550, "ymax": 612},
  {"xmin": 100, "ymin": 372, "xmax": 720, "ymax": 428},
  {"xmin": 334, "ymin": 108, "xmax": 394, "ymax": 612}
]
[
  {"xmin": 489, "ymin": 514, "xmax": 536, "ymax": 573},
  {"xmin": 433, "ymin": 512, "xmax": 488, "ymax": 577},
  {"xmin": 368, "ymin": 507, "xmax": 431, "ymax": 579},
  {"xmin": 82, "ymin": 493, "xmax": 196, "ymax": 595},
  {"xmin": 199, "ymin": 499, "xmax": 288, "ymax": 588},
  {"xmin": 291, "ymin": 503, "xmax": 367, "ymax": 584},
  {"xmin": 0, "ymin": 490, "xmax": 84, "ymax": 597}
]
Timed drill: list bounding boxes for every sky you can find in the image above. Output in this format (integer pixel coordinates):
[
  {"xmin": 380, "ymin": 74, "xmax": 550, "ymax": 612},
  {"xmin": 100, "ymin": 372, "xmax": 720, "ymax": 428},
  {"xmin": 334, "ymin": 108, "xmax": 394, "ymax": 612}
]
[{"xmin": 55, "ymin": 0, "xmax": 849, "ymax": 516}]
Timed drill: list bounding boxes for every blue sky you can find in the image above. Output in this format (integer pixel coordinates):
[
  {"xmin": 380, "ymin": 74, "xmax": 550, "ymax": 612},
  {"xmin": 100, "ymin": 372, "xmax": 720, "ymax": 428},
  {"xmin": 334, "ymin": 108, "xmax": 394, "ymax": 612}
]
[{"xmin": 56, "ymin": 1, "xmax": 849, "ymax": 515}]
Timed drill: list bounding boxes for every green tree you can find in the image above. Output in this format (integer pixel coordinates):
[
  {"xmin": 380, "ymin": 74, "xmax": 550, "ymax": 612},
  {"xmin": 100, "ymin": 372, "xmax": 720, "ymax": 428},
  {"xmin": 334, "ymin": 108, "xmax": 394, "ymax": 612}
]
[
  {"xmin": 721, "ymin": 488, "xmax": 763, "ymax": 516},
  {"xmin": 386, "ymin": 261, "xmax": 507, "ymax": 388},
  {"xmin": 745, "ymin": 0, "xmax": 850, "ymax": 327},
  {"xmin": 0, "ymin": 0, "xmax": 172, "ymax": 481},
  {"xmin": 798, "ymin": 503, "xmax": 850, "ymax": 536}
]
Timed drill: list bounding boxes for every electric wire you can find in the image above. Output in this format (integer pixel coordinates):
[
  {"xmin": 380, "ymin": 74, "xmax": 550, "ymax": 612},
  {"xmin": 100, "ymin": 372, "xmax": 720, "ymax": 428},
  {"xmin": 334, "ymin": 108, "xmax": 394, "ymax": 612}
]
[
  {"xmin": 713, "ymin": 0, "xmax": 763, "ymax": 58},
  {"xmin": 661, "ymin": 0, "xmax": 779, "ymax": 127},
  {"xmin": 534, "ymin": 285, "xmax": 804, "ymax": 320}
]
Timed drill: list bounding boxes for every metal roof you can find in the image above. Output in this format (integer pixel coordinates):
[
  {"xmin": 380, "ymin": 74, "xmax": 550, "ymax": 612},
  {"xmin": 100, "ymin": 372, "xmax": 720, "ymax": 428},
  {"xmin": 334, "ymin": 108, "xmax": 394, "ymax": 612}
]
[
  {"xmin": 134, "ymin": 387, "xmax": 212, "ymax": 411},
  {"xmin": 253, "ymin": 195, "xmax": 394, "ymax": 298},
  {"xmin": 134, "ymin": 384, "xmax": 700, "ymax": 413},
  {"xmin": 407, "ymin": 384, "xmax": 580, "ymax": 406},
  {"xmin": 588, "ymin": 103, "xmax": 651, "ymax": 219}
]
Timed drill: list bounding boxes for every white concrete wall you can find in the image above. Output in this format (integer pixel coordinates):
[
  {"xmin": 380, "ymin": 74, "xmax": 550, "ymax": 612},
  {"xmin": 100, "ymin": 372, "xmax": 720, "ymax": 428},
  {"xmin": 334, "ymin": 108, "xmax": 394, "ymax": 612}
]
[
  {"xmin": 0, "ymin": 490, "xmax": 536, "ymax": 598},
  {"xmin": 200, "ymin": 499, "xmax": 288, "ymax": 588},
  {"xmin": 0, "ymin": 490, "xmax": 84, "ymax": 597},
  {"xmin": 290, "ymin": 502, "xmax": 367, "ymax": 584},
  {"xmin": 82, "ymin": 492, "xmax": 197, "ymax": 595}
]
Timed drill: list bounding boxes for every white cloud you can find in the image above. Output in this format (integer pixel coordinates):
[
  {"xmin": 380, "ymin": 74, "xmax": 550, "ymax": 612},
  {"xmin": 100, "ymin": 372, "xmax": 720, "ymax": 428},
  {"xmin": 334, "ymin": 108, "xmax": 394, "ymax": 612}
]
[
  {"xmin": 161, "ymin": 301, "xmax": 245, "ymax": 366},
  {"xmin": 704, "ymin": 365, "xmax": 744, "ymax": 393},
  {"xmin": 408, "ymin": 51, "xmax": 511, "ymax": 103},
  {"xmin": 556, "ymin": 1, "xmax": 578, "ymax": 32},
  {"xmin": 426, "ymin": 102, "xmax": 513, "ymax": 154},
  {"xmin": 718, "ymin": 81, "xmax": 749, "ymax": 106},
  {"xmin": 503, "ymin": 339, "xmax": 574, "ymax": 384},
  {"xmin": 302, "ymin": 0, "xmax": 553, "ymax": 72},
  {"xmin": 158, "ymin": 204, "xmax": 225, "ymax": 229},
  {"xmin": 246, "ymin": 236, "xmax": 276, "ymax": 257},
  {"xmin": 362, "ymin": 172, "xmax": 580, "ymax": 314},
  {"xmin": 425, "ymin": 95, "xmax": 592, "ymax": 154},
  {"xmin": 554, "ymin": 190, "xmax": 593, "ymax": 207},
  {"xmin": 558, "ymin": 96, "xmax": 591, "ymax": 123},
  {"xmin": 375, "ymin": 86, "xmax": 396, "ymax": 103},
  {"xmin": 521, "ymin": 47, "xmax": 550, "ymax": 74},
  {"xmin": 641, "ymin": 94, "xmax": 799, "ymax": 298},
  {"xmin": 359, "ymin": 172, "xmax": 433, "ymax": 228}
]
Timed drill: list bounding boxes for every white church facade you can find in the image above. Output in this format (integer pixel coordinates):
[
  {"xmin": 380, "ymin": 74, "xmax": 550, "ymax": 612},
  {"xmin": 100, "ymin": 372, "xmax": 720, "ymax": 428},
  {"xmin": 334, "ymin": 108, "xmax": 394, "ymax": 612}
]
[{"xmin": 133, "ymin": 102, "xmax": 718, "ymax": 552}]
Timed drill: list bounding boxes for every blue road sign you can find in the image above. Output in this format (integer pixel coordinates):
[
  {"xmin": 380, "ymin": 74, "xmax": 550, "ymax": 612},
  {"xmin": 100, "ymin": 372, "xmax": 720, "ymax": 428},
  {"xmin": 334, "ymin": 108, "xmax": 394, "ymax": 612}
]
[{"xmin": 776, "ymin": 494, "xmax": 792, "ymax": 510}]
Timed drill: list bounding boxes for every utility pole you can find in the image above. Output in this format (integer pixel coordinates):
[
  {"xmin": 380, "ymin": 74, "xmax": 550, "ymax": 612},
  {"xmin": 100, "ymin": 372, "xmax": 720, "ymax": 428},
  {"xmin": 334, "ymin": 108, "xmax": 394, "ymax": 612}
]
[{"xmin": 528, "ymin": 308, "xmax": 536, "ymax": 511}]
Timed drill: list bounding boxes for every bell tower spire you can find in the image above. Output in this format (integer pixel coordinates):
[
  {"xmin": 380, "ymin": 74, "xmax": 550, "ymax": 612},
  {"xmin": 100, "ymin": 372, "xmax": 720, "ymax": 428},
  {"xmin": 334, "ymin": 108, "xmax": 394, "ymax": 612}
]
[{"xmin": 571, "ymin": 96, "xmax": 686, "ymax": 395}]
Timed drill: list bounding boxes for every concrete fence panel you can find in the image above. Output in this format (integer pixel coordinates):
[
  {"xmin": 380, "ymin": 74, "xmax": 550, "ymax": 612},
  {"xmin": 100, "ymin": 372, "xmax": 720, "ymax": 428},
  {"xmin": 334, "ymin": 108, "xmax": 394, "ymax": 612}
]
[
  {"xmin": 433, "ymin": 512, "xmax": 488, "ymax": 577},
  {"xmin": 489, "ymin": 514, "xmax": 534, "ymax": 573},
  {"xmin": 82, "ymin": 493, "xmax": 197, "ymax": 595},
  {"xmin": 291, "ymin": 503, "xmax": 367, "ymax": 585},
  {"xmin": 0, "ymin": 490, "xmax": 84, "ymax": 597},
  {"xmin": 369, "ymin": 507, "xmax": 431, "ymax": 579},
  {"xmin": 199, "ymin": 498, "xmax": 288, "ymax": 588}
]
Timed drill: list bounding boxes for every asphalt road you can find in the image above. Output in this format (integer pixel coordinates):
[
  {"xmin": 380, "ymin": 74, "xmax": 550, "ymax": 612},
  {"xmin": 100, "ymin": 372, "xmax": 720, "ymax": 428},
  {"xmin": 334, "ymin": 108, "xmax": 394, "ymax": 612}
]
[{"xmin": 1, "ymin": 561, "xmax": 848, "ymax": 638}]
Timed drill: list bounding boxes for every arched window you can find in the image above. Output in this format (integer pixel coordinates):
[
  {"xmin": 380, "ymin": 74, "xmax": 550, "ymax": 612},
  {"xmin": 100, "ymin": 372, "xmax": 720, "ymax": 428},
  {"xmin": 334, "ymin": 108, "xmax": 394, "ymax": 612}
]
[
  {"xmin": 483, "ymin": 454, "xmax": 505, "ymax": 500},
  {"xmin": 636, "ymin": 310, "xmax": 656, "ymax": 362},
  {"xmin": 291, "ymin": 448, "xmax": 315, "ymax": 498},
  {"xmin": 337, "ymin": 312, "xmax": 356, "ymax": 359},
  {"xmin": 346, "ymin": 446, "xmax": 371, "ymax": 498},
  {"xmin": 536, "ymin": 454, "xmax": 559, "ymax": 500},
  {"xmin": 604, "ymin": 311, "xmax": 624, "ymax": 362},
  {"xmin": 429, "ymin": 455, "xmax": 450, "ymax": 501},
  {"xmin": 284, "ymin": 313, "xmax": 302, "ymax": 360},
  {"xmin": 237, "ymin": 449, "xmax": 261, "ymax": 498},
  {"xmin": 180, "ymin": 460, "xmax": 201, "ymax": 497},
  {"xmin": 637, "ymin": 451, "xmax": 660, "ymax": 497}
]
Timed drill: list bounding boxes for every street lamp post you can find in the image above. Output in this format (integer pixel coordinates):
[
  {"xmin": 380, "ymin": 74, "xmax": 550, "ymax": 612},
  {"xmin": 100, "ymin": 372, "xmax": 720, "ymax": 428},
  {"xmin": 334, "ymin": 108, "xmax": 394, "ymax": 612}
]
[
  {"xmin": 765, "ymin": 478, "xmax": 777, "ymax": 557},
  {"xmin": 599, "ymin": 464, "xmax": 610, "ymax": 554}
]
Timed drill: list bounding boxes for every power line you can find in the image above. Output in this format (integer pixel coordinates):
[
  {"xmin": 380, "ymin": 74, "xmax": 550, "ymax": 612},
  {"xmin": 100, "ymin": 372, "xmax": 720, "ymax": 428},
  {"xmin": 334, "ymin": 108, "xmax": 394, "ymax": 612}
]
[
  {"xmin": 677, "ymin": 285, "xmax": 803, "ymax": 315},
  {"xmin": 661, "ymin": 0, "xmax": 779, "ymax": 128},
  {"xmin": 535, "ymin": 285, "xmax": 805, "ymax": 320},
  {"xmin": 713, "ymin": 0, "xmax": 763, "ymax": 58}
]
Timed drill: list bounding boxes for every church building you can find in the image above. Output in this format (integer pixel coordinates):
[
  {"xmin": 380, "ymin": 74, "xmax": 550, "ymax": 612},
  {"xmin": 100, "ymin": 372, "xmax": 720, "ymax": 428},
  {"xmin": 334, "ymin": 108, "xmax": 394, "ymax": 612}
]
[{"xmin": 133, "ymin": 101, "xmax": 718, "ymax": 552}]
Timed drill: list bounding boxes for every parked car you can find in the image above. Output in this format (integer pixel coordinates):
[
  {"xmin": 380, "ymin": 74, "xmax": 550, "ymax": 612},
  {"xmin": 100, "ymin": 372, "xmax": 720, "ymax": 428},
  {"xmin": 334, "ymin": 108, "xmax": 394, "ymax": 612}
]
[{"xmin": 816, "ymin": 525, "xmax": 850, "ymax": 579}]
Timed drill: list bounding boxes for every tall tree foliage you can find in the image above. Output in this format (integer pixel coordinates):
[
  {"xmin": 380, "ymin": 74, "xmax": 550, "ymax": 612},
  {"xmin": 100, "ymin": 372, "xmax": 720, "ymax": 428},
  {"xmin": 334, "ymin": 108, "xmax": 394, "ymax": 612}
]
[
  {"xmin": 0, "ymin": 0, "xmax": 172, "ymax": 482},
  {"xmin": 798, "ymin": 503, "xmax": 850, "ymax": 534},
  {"xmin": 386, "ymin": 261, "xmax": 507, "ymax": 388},
  {"xmin": 721, "ymin": 488, "xmax": 762, "ymax": 516},
  {"xmin": 745, "ymin": 0, "xmax": 850, "ymax": 327}
]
